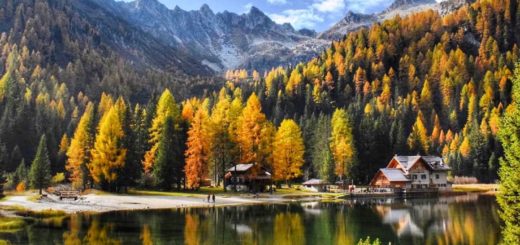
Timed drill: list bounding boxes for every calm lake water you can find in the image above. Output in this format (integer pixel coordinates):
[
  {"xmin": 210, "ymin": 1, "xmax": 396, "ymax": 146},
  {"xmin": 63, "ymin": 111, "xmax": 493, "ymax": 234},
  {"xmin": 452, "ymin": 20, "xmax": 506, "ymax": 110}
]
[{"xmin": 1, "ymin": 194, "xmax": 501, "ymax": 244}]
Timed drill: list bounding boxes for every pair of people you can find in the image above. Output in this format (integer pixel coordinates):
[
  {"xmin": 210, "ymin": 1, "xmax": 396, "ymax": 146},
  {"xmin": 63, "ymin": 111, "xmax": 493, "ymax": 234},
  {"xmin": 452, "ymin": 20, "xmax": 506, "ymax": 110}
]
[{"xmin": 207, "ymin": 194, "xmax": 216, "ymax": 203}]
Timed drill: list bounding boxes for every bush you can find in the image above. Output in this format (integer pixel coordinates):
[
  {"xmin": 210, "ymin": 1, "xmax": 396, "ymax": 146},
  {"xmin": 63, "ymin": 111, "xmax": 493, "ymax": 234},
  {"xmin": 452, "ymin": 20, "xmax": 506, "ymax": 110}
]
[
  {"xmin": 51, "ymin": 173, "xmax": 66, "ymax": 184},
  {"xmin": 0, "ymin": 217, "xmax": 26, "ymax": 230},
  {"xmin": 357, "ymin": 237, "xmax": 381, "ymax": 245},
  {"xmin": 15, "ymin": 182, "xmax": 25, "ymax": 192}
]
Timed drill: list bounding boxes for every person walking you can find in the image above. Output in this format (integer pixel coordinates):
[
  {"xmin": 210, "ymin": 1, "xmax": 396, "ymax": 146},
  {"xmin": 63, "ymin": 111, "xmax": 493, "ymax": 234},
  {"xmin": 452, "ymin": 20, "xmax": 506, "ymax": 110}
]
[
  {"xmin": 212, "ymin": 194, "xmax": 216, "ymax": 203},
  {"xmin": 207, "ymin": 194, "xmax": 210, "ymax": 203}
]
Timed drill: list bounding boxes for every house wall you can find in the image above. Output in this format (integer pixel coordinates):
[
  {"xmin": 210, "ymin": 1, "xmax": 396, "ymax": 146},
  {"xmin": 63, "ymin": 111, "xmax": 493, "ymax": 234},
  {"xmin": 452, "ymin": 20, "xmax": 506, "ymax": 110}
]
[
  {"xmin": 430, "ymin": 171, "xmax": 450, "ymax": 189},
  {"xmin": 409, "ymin": 160, "xmax": 430, "ymax": 187},
  {"xmin": 371, "ymin": 172, "xmax": 391, "ymax": 187}
]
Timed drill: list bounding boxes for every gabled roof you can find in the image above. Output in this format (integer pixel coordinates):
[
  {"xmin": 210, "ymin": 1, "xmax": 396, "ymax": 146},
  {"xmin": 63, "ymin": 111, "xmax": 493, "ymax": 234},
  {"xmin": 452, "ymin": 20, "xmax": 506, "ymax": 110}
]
[
  {"xmin": 393, "ymin": 156, "xmax": 421, "ymax": 169},
  {"xmin": 392, "ymin": 155, "xmax": 451, "ymax": 171},
  {"xmin": 380, "ymin": 168, "xmax": 411, "ymax": 182},
  {"xmin": 226, "ymin": 164, "xmax": 254, "ymax": 172}
]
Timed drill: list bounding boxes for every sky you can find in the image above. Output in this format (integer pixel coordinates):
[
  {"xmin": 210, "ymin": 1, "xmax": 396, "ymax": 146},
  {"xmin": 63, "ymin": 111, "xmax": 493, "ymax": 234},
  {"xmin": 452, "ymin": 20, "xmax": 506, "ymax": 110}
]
[{"xmin": 123, "ymin": 0, "xmax": 396, "ymax": 31}]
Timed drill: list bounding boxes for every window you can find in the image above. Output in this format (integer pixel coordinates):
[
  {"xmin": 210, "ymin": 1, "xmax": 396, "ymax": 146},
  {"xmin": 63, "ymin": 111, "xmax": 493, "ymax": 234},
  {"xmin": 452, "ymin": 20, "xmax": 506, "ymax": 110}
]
[
  {"xmin": 436, "ymin": 174, "xmax": 440, "ymax": 179},
  {"xmin": 413, "ymin": 175, "xmax": 417, "ymax": 180},
  {"xmin": 421, "ymin": 174, "xmax": 427, "ymax": 180}
]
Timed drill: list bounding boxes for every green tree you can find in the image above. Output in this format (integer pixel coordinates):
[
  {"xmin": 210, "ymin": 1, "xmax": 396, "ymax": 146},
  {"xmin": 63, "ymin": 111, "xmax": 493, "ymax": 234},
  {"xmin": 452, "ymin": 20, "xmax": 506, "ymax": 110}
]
[
  {"xmin": 151, "ymin": 116, "xmax": 177, "ymax": 190},
  {"xmin": 144, "ymin": 89, "xmax": 180, "ymax": 173},
  {"xmin": 29, "ymin": 135, "xmax": 52, "ymax": 194},
  {"xmin": 312, "ymin": 114, "xmax": 334, "ymax": 182},
  {"xmin": 497, "ymin": 64, "xmax": 520, "ymax": 244}
]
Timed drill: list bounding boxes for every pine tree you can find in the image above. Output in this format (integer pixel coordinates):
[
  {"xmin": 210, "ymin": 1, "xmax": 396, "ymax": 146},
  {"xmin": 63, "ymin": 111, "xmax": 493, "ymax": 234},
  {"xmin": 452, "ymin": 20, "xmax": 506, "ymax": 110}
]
[
  {"xmin": 152, "ymin": 116, "xmax": 176, "ymax": 190},
  {"xmin": 497, "ymin": 64, "xmax": 520, "ymax": 244},
  {"xmin": 29, "ymin": 135, "xmax": 51, "ymax": 194},
  {"xmin": 66, "ymin": 103, "xmax": 95, "ymax": 190},
  {"xmin": 208, "ymin": 91, "xmax": 234, "ymax": 189},
  {"xmin": 273, "ymin": 119, "xmax": 305, "ymax": 185},
  {"xmin": 312, "ymin": 114, "xmax": 334, "ymax": 182},
  {"xmin": 13, "ymin": 158, "xmax": 27, "ymax": 186},
  {"xmin": 144, "ymin": 89, "xmax": 180, "ymax": 173}
]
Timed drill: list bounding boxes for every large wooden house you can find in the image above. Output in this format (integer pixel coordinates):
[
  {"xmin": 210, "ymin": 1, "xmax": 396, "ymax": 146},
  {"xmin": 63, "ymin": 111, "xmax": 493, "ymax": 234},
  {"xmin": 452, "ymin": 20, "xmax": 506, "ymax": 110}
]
[{"xmin": 369, "ymin": 155, "xmax": 451, "ymax": 190}]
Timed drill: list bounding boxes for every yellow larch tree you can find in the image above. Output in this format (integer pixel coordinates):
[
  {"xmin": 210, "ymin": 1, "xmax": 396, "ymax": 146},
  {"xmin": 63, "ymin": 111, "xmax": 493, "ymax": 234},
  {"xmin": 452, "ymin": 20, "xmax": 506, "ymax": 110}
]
[
  {"xmin": 272, "ymin": 119, "xmax": 305, "ymax": 185},
  {"xmin": 236, "ymin": 93, "xmax": 272, "ymax": 168},
  {"xmin": 185, "ymin": 107, "xmax": 210, "ymax": 189},
  {"xmin": 89, "ymin": 99, "xmax": 127, "ymax": 190},
  {"xmin": 407, "ymin": 110, "xmax": 431, "ymax": 153},
  {"xmin": 66, "ymin": 102, "xmax": 95, "ymax": 190},
  {"xmin": 330, "ymin": 108, "xmax": 357, "ymax": 180}
]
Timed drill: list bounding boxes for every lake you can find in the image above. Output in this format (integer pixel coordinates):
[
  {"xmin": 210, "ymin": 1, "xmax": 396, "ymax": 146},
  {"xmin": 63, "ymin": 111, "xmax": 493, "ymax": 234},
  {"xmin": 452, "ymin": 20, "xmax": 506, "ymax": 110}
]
[{"xmin": 0, "ymin": 194, "xmax": 501, "ymax": 244}]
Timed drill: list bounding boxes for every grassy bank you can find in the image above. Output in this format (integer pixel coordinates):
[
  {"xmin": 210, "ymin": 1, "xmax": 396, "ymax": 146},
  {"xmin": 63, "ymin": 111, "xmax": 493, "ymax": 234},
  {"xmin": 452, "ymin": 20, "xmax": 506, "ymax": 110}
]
[{"xmin": 452, "ymin": 184, "xmax": 499, "ymax": 193}]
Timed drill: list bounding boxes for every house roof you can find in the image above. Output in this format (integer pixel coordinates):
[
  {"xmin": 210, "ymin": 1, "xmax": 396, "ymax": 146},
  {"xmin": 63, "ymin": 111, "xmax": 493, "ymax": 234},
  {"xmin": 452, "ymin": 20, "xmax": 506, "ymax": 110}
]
[
  {"xmin": 421, "ymin": 156, "xmax": 451, "ymax": 171},
  {"xmin": 393, "ymin": 155, "xmax": 451, "ymax": 171},
  {"xmin": 302, "ymin": 179, "xmax": 328, "ymax": 185},
  {"xmin": 380, "ymin": 168, "xmax": 411, "ymax": 182},
  {"xmin": 394, "ymin": 156, "xmax": 421, "ymax": 169},
  {"xmin": 226, "ymin": 164, "xmax": 254, "ymax": 172}
]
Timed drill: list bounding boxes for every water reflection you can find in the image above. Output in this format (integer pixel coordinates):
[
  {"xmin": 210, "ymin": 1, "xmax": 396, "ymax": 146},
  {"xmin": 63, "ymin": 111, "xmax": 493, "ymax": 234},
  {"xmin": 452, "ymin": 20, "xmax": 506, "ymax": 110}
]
[{"xmin": 0, "ymin": 194, "xmax": 501, "ymax": 245}]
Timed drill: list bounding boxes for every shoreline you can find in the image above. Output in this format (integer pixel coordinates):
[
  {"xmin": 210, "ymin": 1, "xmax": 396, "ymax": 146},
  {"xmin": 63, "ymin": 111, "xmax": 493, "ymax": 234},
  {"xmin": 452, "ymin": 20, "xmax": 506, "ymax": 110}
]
[
  {"xmin": 0, "ymin": 192, "xmax": 327, "ymax": 215},
  {"xmin": 0, "ymin": 184, "xmax": 498, "ymax": 215}
]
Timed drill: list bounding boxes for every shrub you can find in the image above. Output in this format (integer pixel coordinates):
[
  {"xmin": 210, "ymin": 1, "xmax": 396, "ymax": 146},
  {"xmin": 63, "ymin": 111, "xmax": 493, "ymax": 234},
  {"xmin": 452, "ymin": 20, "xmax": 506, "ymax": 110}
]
[
  {"xmin": 15, "ymin": 182, "xmax": 25, "ymax": 192},
  {"xmin": 357, "ymin": 237, "xmax": 382, "ymax": 245},
  {"xmin": 51, "ymin": 173, "xmax": 66, "ymax": 184}
]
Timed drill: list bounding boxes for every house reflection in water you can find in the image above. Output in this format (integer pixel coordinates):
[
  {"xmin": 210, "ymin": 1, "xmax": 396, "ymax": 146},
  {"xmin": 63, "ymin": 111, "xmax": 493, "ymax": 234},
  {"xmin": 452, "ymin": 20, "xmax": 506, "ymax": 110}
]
[
  {"xmin": 373, "ymin": 194, "xmax": 489, "ymax": 243},
  {"xmin": 377, "ymin": 207, "xmax": 424, "ymax": 238}
]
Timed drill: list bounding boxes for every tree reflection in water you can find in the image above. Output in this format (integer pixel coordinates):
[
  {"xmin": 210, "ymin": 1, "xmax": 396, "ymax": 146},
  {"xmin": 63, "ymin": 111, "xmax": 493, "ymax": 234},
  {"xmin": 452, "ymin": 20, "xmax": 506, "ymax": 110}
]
[{"xmin": 0, "ymin": 194, "xmax": 501, "ymax": 245}]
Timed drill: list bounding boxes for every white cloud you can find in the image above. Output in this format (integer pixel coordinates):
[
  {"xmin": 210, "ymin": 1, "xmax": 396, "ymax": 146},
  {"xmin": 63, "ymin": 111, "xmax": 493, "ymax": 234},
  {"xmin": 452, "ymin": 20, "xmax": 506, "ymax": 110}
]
[
  {"xmin": 312, "ymin": 0, "xmax": 345, "ymax": 13},
  {"xmin": 269, "ymin": 9, "xmax": 324, "ymax": 29},
  {"xmin": 343, "ymin": 0, "xmax": 391, "ymax": 14},
  {"xmin": 267, "ymin": 0, "xmax": 287, "ymax": 5},
  {"xmin": 243, "ymin": 3, "xmax": 254, "ymax": 13}
]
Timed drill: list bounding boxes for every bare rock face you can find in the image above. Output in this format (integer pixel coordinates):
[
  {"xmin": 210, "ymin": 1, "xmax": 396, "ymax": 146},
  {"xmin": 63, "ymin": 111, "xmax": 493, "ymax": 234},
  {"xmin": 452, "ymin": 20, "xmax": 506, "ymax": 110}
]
[
  {"xmin": 86, "ymin": 0, "xmax": 473, "ymax": 74},
  {"xmin": 320, "ymin": 0, "xmax": 472, "ymax": 42},
  {"xmin": 91, "ymin": 0, "xmax": 328, "ymax": 73}
]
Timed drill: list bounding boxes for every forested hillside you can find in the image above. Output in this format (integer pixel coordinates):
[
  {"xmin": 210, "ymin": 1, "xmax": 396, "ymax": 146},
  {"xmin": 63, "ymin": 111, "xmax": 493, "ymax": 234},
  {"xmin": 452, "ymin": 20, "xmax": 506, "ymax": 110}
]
[
  {"xmin": 222, "ymin": 0, "xmax": 519, "ymax": 183},
  {"xmin": 0, "ymin": 0, "xmax": 220, "ymax": 176},
  {"xmin": 0, "ymin": 0, "xmax": 519, "ymax": 192}
]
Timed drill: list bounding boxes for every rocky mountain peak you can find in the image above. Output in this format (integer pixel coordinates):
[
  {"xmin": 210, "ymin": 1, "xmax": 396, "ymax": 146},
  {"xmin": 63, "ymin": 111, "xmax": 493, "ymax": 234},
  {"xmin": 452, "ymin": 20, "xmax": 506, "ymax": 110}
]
[
  {"xmin": 343, "ymin": 11, "xmax": 375, "ymax": 23},
  {"xmin": 133, "ymin": 0, "xmax": 163, "ymax": 9},
  {"xmin": 199, "ymin": 4, "xmax": 214, "ymax": 16},
  {"xmin": 386, "ymin": 0, "xmax": 437, "ymax": 12}
]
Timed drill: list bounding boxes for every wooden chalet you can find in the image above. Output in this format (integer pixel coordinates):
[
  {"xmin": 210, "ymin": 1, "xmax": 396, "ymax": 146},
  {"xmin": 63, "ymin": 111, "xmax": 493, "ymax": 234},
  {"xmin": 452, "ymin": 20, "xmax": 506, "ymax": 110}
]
[{"xmin": 370, "ymin": 155, "xmax": 451, "ymax": 190}]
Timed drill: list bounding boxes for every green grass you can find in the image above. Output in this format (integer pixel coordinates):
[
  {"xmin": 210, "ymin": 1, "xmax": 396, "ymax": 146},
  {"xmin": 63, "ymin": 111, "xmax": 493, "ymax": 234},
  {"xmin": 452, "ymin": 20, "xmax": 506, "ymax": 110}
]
[
  {"xmin": 15, "ymin": 209, "xmax": 66, "ymax": 218},
  {"xmin": 0, "ymin": 217, "xmax": 26, "ymax": 230},
  {"xmin": 2, "ymin": 206, "xmax": 66, "ymax": 218}
]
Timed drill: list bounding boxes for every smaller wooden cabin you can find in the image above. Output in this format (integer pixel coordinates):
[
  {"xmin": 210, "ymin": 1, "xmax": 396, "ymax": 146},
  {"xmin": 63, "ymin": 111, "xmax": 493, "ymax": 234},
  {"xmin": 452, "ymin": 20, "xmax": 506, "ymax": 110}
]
[
  {"xmin": 224, "ymin": 164, "xmax": 272, "ymax": 192},
  {"xmin": 302, "ymin": 179, "xmax": 329, "ymax": 192}
]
